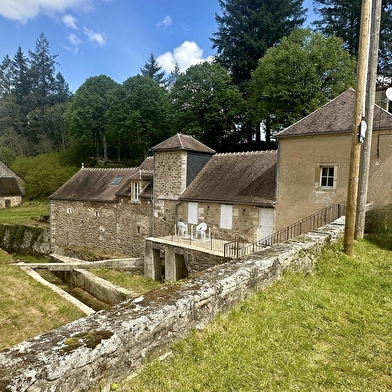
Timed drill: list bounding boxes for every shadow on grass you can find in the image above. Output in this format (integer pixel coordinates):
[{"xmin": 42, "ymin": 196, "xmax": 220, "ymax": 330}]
[{"xmin": 365, "ymin": 204, "xmax": 392, "ymax": 251}]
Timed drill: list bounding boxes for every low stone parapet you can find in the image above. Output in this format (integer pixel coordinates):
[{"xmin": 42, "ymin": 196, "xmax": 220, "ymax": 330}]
[{"xmin": 0, "ymin": 219, "xmax": 345, "ymax": 392}]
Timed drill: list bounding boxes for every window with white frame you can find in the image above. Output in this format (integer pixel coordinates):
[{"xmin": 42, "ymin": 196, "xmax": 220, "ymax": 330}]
[
  {"xmin": 320, "ymin": 166, "xmax": 335, "ymax": 188},
  {"xmin": 134, "ymin": 181, "xmax": 141, "ymax": 201},
  {"xmin": 188, "ymin": 202, "xmax": 198, "ymax": 224},
  {"xmin": 220, "ymin": 204, "xmax": 233, "ymax": 229}
]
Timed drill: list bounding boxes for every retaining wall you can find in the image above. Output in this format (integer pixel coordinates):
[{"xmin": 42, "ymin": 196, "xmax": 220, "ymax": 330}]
[
  {"xmin": 0, "ymin": 218, "xmax": 345, "ymax": 392},
  {"xmin": 0, "ymin": 224, "xmax": 50, "ymax": 255}
]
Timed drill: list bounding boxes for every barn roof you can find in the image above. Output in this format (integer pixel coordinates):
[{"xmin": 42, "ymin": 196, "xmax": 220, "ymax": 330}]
[
  {"xmin": 0, "ymin": 177, "xmax": 22, "ymax": 197},
  {"xmin": 180, "ymin": 150, "xmax": 277, "ymax": 206},
  {"xmin": 49, "ymin": 168, "xmax": 139, "ymax": 202},
  {"xmin": 276, "ymin": 89, "xmax": 392, "ymax": 139}
]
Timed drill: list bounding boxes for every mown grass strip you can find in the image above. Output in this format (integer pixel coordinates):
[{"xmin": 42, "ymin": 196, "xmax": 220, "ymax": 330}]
[
  {"xmin": 0, "ymin": 199, "xmax": 49, "ymax": 226},
  {"xmin": 0, "ymin": 250, "xmax": 85, "ymax": 351},
  {"xmin": 123, "ymin": 239, "xmax": 392, "ymax": 392},
  {"xmin": 91, "ymin": 269, "xmax": 161, "ymax": 296}
]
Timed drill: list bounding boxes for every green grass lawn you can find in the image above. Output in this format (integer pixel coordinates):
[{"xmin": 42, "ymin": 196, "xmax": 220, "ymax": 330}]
[
  {"xmin": 0, "ymin": 199, "xmax": 50, "ymax": 227},
  {"xmin": 91, "ymin": 269, "xmax": 161, "ymax": 296},
  {"xmin": 0, "ymin": 249, "xmax": 85, "ymax": 351},
  {"xmin": 122, "ymin": 239, "xmax": 392, "ymax": 392}
]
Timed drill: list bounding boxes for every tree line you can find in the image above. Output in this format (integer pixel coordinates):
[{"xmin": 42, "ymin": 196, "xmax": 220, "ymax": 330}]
[
  {"xmin": 0, "ymin": 0, "xmax": 391, "ymax": 171},
  {"xmin": 0, "ymin": 33, "xmax": 72, "ymax": 163}
]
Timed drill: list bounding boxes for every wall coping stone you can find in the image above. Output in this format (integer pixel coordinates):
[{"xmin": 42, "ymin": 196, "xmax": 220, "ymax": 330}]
[{"xmin": 0, "ymin": 218, "xmax": 345, "ymax": 392}]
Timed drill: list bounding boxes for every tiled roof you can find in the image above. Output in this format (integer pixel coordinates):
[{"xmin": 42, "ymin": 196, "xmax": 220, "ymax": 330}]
[
  {"xmin": 180, "ymin": 151, "xmax": 277, "ymax": 206},
  {"xmin": 151, "ymin": 133, "xmax": 216, "ymax": 154},
  {"xmin": 0, "ymin": 177, "xmax": 22, "ymax": 196},
  {"xmin": 276, "ymin": 89, "xmax": 392, "ymax": 138},
  {"xmin": 138, "ymin": 156, "xmax": 153, "ymax": 170},
  {"xmin": 49, "ymin": 168, "xmax": 138, "ymax": 202}
]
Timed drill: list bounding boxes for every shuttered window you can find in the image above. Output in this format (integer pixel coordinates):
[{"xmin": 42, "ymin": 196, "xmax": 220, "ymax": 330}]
[
  {"xmin": 220, "ymin": 204, "xmax": 233, "ymax": 229},
  {"xmin": 188, "ymin": 202, "xmax": 198, "ymax": 224}
]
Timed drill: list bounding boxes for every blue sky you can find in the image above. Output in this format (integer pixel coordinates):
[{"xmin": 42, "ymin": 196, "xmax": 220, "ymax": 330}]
[{"xmin": 0, "ymin": 0, "xmax": 316, "ymax": 93}]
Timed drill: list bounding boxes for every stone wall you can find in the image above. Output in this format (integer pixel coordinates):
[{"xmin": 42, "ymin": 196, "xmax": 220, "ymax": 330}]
[
  {"xmin": 50, "ymin": 199, "xmax": 153, "ymax": 257},
  {"xmin": 0, "ymin": 195, "xmax": 22, "ymax": 209},
  {"xmin": 177, "ymin": 201, "xmax": 271, "ymax": 243},
  {"xmin": 153, "ymin": 150, "xmax": 187, "ymax": 200},
  {"xmin": 0, "ymin": 218, "xmax": 345, "ymax": 392},
  {"xmin": 0, "ymin": 224, "xmax": 50, "ymax": 255}
]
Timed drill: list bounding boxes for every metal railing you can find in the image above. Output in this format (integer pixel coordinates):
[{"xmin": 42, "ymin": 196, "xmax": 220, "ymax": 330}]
[{"xmin": 224, "ymin": 202, "xmax": 346, "ymax": 258}]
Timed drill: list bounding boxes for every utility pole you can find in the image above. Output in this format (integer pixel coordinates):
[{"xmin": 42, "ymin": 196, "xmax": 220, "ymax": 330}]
[
  {"xmin": 355, "ymin": 0, "xmax": 382, "ymax": 239},
  {"xmin": 344, "ymin": 0, "xmax": 372, "ymax": 255}
]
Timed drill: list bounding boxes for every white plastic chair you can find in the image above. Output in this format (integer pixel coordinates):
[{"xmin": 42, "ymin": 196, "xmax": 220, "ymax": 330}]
[
  {"xmin": 177, "ymin": 221, "xmax": 188, "ymax": 236},
  {"xmin": 195, "ymin": 222, "xmax": 207, "ymax": 240}
]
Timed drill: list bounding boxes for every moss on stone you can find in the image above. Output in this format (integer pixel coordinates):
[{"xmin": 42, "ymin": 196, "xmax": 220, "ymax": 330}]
[{"xmin": 60, "ymin": 331, "xmax": 114, "ymax": 355}]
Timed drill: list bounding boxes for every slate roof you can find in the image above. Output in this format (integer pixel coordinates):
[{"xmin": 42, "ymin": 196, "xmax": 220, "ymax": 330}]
[
  {"xmin": 180, "ymin": 151, "xmax": 277, "ymax": 206},
  {"xmin": 49, "ymin": 168, "xmax": 139, "ymax": 202},
  {"xmin": 151, "ymin": 133, "xmax": 216, "ymax": 154},
  {"xmin": 0, "ymin": 177, "xmax": 22, "ymax": 197},
  {"xmin": 276, "ymin": 89, "xmax": 392, "ymax": 139},
  {"xmin": 50, "ymin": 156, "xmax": 155, "ymax": 202}
]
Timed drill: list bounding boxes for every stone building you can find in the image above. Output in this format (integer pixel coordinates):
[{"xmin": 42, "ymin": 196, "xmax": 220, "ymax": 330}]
[
  {"xmin": 49, "ymin": 158, "xmax": 154, "ymax": 257},
  {"xmin": 0, "ymin": 161, "xmax": 25, "ymax": 208},
  {"xmin": 178, "ymin": 150, "xmax": 277, "ymax": 243},
  {"xmin": 50, "ymin": 89, "xmax": 392, "ymax": 261},
  {"xmin": 50, "ymin": 134, "xmax": 277, "ymax": 257}
]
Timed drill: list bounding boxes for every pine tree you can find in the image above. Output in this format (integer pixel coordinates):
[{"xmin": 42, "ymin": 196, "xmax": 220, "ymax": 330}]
[
  {"xmin": 166, "ymin": 62, "xmax": 181, "ymax": 89},
  {"xmin": 29, "ymin": 33, "xmax": 58, "ymax": 107},
  {"xmin": 0, "ymin": 55, "xmax": 13, "ymax": 98},
  {"xmin": 313, "ymin": 0, "xmax": 392, "ymax": 74},
  {"xmin": 211, "ymin": 0, "xmax": 307, "ymax": 88},
  {"xmin": 11, "ymin": 46, "xmax": 31, "ymax": 103},
  {"xmin": 140, "ymin": 53, "xmax": 166, "ymax": 84},
  {"xmin": 54, "ymin": 72, "xmax": 72, "ymax": 103}
]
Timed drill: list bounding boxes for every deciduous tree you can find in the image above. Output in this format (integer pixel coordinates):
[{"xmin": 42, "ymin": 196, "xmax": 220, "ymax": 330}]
[
  {"xmin": 107, "ymin": 75, "xmax": 172, "ymax": 163},
  {"xmin": 170, "ymin": 62, "xmax": 245, "ymax": 151},
  {"xmin": 65, "ymin": 75, "xmax": 120, "ymax": 162},
  {"xmin": 250, "ymin": 28, "xmax": 356, "ymax": 140}
]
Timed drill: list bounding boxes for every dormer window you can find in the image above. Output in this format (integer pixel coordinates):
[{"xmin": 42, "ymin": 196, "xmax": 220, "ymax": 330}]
[
  {"xmin": 134, "ymin": 181, "xmax": 141, "ymax": 201},
  {"xmin": 111, "ymin": 175, "xmax": 123, "ymax": 185}
]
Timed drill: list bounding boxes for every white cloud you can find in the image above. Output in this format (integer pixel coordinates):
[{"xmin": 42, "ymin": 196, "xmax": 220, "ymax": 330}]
[
  {"xmin": 62, "ymin": 14, "xmax": 78, "ymax": 29},
  {"xmin": 63, "ymin": 14, "xmax": 78, "ymax": 30},
  {"xmin": 83, "ymin": 27, "xmax": 107, "ymax": 46},
  {"xmin": 157, "ymin": 41, "xmax": 211, "ymax": 74},
  {"xmin": 64, "ymin": 33, "xmax": 82, "ymax": 53},
  {"xmin": 156, "ymin": 15, "xmax": 172, "ymax": 29},
  {"xmin": 68, "ymin": 33, "xmax": 82, "ymax": 46},
  {"xmin": 0, "ymin": 0, "xmax": 93, "ymax": 23}
]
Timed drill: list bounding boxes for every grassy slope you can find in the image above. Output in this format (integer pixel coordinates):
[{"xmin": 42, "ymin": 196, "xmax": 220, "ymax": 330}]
[
  {"xmin": 0, "ymin": 250, "xmax": 85, "ymax": 351},
  {"xmin": 124, "ymin": 239, "xmax": 392, "ymax": 392},
  {"xmin": 0, "ymin": 200, "xmax": 50, "ymax": 227}
]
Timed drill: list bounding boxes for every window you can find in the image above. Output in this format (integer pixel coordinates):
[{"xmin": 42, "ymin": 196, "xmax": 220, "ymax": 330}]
[
  {"xmin": 111, "ymin": 175, "xmax": 124, "ymax": 185},
  {"xmin": 320, "ymin": 166, "xmax": 335, "ymax": 188},
  {"xmin": 220, "ymin": 204, "xmax": 233, "ymax": 229},
  {"xmin": 188, "ymin": 202, "xmax": 198, "ymax": 224},
  {"xmin": 134, "ymin": 181, "xmax": 141, "ymax": 201}
]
